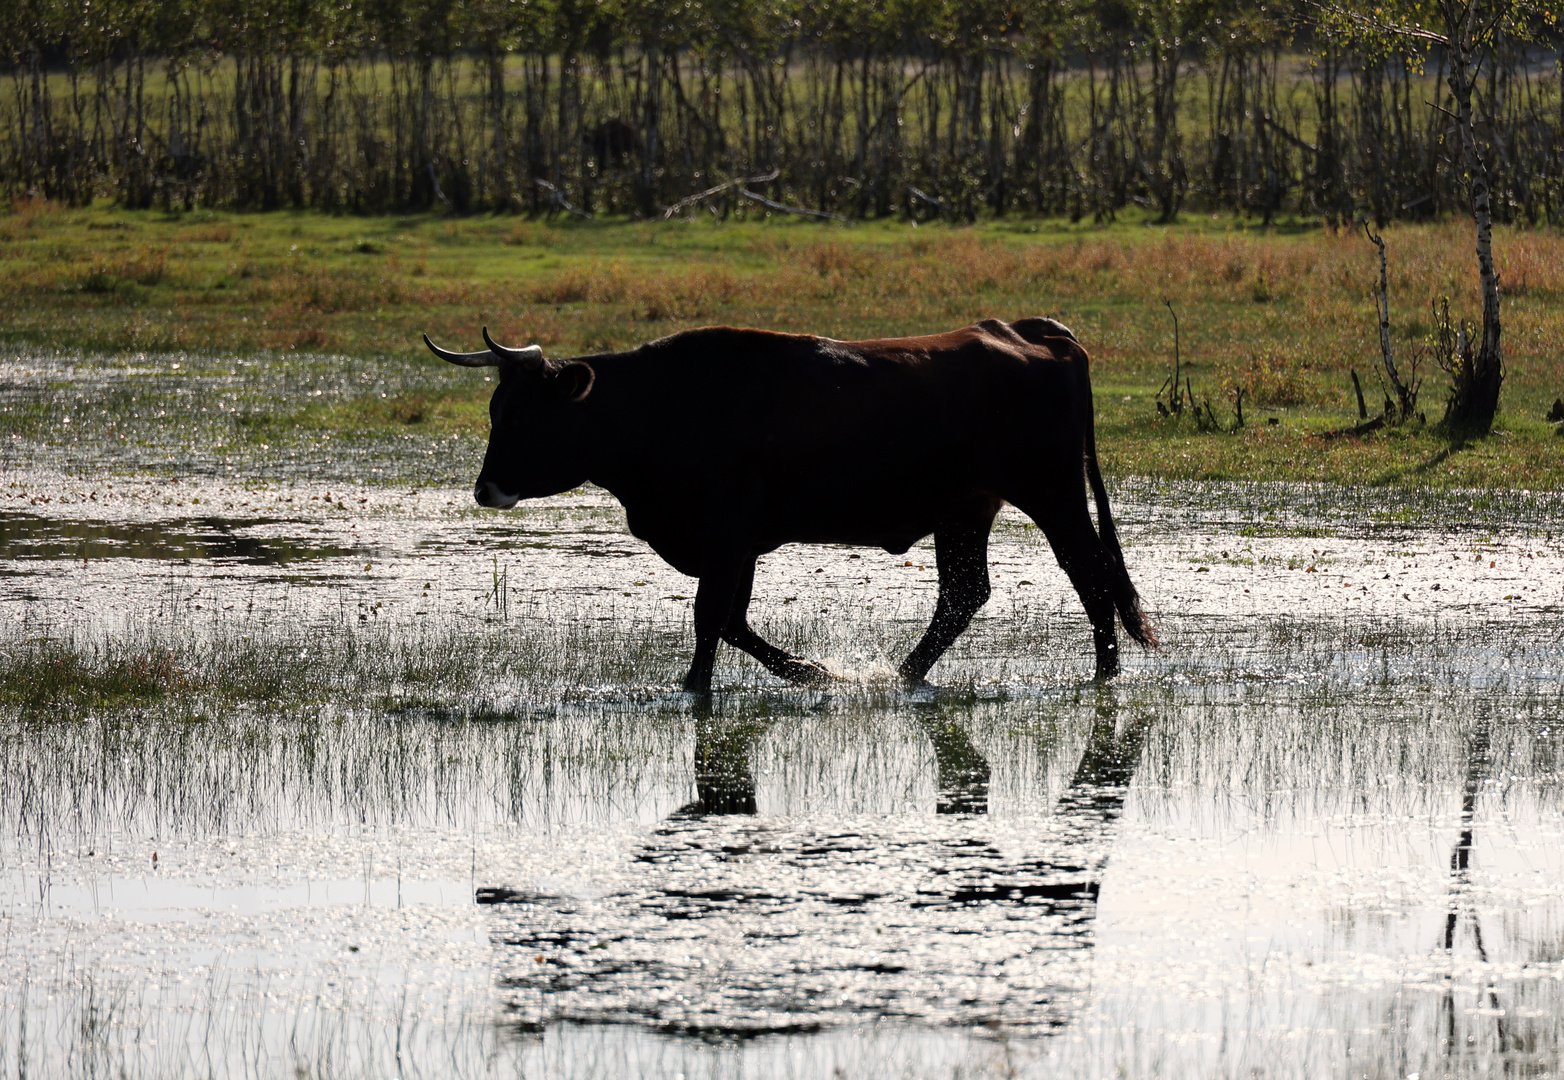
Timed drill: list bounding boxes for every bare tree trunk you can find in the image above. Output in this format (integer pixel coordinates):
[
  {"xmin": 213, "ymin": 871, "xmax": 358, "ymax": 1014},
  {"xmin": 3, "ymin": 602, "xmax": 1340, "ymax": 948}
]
[
  {"xmin": 1443, "ymin": 3, "xmax": 1504, "ymax": 433},
  {"xmin": 1365, "ymin": 224, "xmax": 1419, "ymax": 419},
  {"xmin": 487, "ymin": 48, "xmax": 509, "ymax": 210},
  {"xmin": 638, "ymin": 38, "xmax": 662, "ymax": 217}
]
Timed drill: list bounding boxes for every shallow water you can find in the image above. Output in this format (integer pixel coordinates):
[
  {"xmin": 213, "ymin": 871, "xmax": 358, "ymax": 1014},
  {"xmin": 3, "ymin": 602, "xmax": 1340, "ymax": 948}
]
[
  {"xmin": 0, "ymin": 349, "xmax": 482, "ymax": 484},
  {"xmin": 2, "ymin": 350, "xmax": 1563, "ymax": 1078}
]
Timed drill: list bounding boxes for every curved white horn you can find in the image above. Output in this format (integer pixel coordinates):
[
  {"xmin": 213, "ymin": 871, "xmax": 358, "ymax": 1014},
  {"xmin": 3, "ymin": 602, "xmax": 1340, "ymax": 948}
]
[
  {"xmin": 481, "ymin": 326, "xmax": 545, "ymax": 369},
  {"xmin": 424, "ymin": 334, "xmax": 500, "ymax": 367}
]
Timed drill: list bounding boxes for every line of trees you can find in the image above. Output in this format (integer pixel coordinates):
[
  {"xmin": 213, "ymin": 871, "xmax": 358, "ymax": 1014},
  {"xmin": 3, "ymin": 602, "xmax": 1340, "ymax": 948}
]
[{"xmin": 2, "ymin": 0, "xmax": 1561, "ymax": 225}]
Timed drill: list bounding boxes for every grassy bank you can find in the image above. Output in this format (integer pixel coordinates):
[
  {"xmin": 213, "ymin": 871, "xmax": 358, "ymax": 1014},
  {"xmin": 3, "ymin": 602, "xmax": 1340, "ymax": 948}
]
[{"xmin": 3, "ymin": 199, "xmax": 1562, "ymax": 489}]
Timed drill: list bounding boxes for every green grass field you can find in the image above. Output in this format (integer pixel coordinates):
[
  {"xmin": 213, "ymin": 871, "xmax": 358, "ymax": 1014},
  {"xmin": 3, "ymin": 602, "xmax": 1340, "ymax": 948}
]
[{"xmin": 3, "ymin": 198, "xmax": 1561, "ymax": 489}]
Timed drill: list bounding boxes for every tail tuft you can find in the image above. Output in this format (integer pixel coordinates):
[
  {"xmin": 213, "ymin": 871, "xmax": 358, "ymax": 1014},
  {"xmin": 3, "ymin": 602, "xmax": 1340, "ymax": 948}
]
[{"xmin": 1121, "ymin": 604, "xmax": 1158, "ymax": 649}]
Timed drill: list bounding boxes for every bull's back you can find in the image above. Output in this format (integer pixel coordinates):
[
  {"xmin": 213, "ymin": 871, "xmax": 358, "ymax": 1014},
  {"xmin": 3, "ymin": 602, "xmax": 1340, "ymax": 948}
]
[{"xmin": 694, "ymin": 328, "xmax": 1081, "ymax": 541}]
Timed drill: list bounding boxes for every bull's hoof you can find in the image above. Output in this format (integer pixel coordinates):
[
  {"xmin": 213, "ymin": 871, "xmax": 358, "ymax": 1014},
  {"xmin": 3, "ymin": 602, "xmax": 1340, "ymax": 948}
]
[
  {"xmin": 1093, "ymin": 637, "xmax": 1122, "ymax": 682},
  {"xmin": 682, "ymin": 672, "xmax": 714, "ymax": 694},
  {"xmin": 780, "ymin": 659, "xmax": 836, "ymax": 686}
]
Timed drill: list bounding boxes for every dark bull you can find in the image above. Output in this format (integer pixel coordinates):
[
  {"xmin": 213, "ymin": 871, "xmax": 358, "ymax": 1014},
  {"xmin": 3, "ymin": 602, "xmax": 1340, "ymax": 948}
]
[{"xmin": 424, "ymin": 319, "xmax": 1156, "ymax": 692}]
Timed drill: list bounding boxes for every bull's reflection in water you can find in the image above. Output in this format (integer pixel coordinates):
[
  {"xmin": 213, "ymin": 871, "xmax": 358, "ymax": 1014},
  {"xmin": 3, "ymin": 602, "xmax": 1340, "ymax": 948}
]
[
  {"xmin": 486, "ymin": 695, "xmax": 1149, "ymax": 1036},
  {"xmin": 672, "ymin": 704, "xmax": 996, "ymax": 818}
]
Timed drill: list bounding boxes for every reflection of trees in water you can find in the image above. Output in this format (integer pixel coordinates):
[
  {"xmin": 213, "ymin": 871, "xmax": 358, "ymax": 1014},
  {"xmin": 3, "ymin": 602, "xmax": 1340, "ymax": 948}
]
[
  {"xmin": 1440, "ymin": 716, "xmax": 1506, "ymax": 1057},
  {"xmin": 1429, "ymin": 715, "xmax": 1564, "ymax": 1070}
]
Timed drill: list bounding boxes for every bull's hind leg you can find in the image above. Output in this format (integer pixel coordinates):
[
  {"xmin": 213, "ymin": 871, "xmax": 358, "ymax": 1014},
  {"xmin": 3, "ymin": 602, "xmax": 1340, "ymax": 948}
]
[
  {"xmin": 899, "ymin": 507, "xmax": 1000, "ymax": 684},
  {"xmin": 1009, "ymin": 491, "xmax": 1121, "ymax": 680},
  {"xmin": 722, "ymin": 560, "xmax": 832, "ymax": 686}
]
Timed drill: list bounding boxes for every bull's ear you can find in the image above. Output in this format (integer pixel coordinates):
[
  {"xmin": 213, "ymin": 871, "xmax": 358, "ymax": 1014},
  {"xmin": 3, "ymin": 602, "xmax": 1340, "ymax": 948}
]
[{"xmin": 552, "ymin": 361, "xmax": 595, "ymax": 402}]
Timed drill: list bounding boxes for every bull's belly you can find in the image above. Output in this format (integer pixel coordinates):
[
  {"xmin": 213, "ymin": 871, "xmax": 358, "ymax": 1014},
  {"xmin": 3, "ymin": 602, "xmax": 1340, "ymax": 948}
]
[
  {"xmin": 753, "ymin": 493, "xmax": 999, "ymax": 555},
  {"xmin": 765, "ymin": 527, "xmax": 930, "ymax": 556},
  {"xmin": 619, "ymin": 483, "xmax": 1002, "ymax": 576},
  {"xmin": 634, "ymin": 522, "xmax": 937, "ymax": 576}
]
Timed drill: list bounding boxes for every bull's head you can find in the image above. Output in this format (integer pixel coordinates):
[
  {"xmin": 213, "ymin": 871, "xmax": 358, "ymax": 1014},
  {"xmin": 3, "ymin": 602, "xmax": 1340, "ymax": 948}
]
[{"xmin": 424, "ymin": 328, "xmax": 595, "ymax": 508}]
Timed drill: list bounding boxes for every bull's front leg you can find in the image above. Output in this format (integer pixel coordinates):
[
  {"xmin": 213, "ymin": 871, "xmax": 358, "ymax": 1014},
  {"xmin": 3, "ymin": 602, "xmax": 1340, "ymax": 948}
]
[
  {"xmin": 721, "ymin": 559, "xmax": 833, "ymax": 687},
  {"xmin": 684, "ymin": 556, "xmax": 833, "ymax": 692},
  {"xmin": 683, "ymin": 559, "xmax": 745, "ymax": 693}
]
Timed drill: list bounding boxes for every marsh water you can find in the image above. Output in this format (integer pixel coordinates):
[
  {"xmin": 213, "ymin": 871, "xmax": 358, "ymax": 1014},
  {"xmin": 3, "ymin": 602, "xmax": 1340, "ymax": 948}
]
[{"xmin": 2, "ymin": 350, "xmax": 1563, "ymax": 1078}]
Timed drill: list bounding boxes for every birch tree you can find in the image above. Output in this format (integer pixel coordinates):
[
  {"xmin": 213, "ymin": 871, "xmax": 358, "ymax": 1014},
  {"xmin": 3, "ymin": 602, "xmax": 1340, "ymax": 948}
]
[{"xmin": 1311, "ymin": 0, "xmax": 1558, "ymax": 433}]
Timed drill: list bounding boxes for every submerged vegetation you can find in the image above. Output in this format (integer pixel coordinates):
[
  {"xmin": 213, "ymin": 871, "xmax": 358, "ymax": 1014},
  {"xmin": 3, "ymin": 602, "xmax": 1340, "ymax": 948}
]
[
  {"xmin": 2, "ymin": 595, "xmax": 1553, "ymax": 722},
  {"xmin": 0, "ymin": 611, "xmax": 685, "ymax": 719}
]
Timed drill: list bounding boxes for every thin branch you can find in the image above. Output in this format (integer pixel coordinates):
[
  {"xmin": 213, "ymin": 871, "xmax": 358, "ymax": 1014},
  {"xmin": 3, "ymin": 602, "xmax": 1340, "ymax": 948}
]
[
  {"xmin": 1298, "ymin": 0, "xmax": 1450, "ymax": 45},
  {"xmin": 660, "ymin": 169, "xmax": 780, "ymax": 220},
  {"xmin": 533, "ymin": 177, "xmax": 592, "ymax": 219},
  {"xmin": 1258, "ymin": 112, "xmax": 1318, "ymax": 155},
  {"xmin": 1472, "ymin": 2, "xmax": 1516, "ymax": 46},
  {"xmin": 738, "ymin": 187, "xmax": 851, "ymax": 223},
  {"xmin": 1424, "ymin": 100, "xmax": 1491, "ymax": 176},
  {"xmin": 1162, "ymin": 299, "xmax": 1183, "ymax": 415}
]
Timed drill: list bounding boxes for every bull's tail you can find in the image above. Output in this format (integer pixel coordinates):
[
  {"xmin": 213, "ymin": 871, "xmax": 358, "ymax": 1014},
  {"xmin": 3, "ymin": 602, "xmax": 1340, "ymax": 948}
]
[{"xmin": 1080, "ymin": 373, "xmax": 1157, "ymax": 649}]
